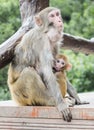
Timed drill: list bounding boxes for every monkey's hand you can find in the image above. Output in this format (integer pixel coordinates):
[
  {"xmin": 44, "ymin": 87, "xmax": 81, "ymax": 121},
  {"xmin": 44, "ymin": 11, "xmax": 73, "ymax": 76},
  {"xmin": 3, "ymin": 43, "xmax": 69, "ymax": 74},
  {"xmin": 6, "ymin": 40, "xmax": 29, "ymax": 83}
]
[{"xmin": 57, "ymin": 102, "xmax": 72, "ymax": 122}]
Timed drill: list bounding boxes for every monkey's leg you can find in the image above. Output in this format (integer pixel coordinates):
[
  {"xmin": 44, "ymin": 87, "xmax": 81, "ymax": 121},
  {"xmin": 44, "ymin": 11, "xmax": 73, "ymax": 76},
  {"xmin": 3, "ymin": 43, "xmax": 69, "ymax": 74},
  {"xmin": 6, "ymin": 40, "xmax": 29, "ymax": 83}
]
[
  {"xmin": 11, "ymin": 67, "xmax": 55, "ymax": 106},
  {"xmin": 27, "ymin": 67, "xmax": 56, "ymax": 106},
  {"xmin": 67, "ymin": 79, "xmax": 89, "ymax": 105}
]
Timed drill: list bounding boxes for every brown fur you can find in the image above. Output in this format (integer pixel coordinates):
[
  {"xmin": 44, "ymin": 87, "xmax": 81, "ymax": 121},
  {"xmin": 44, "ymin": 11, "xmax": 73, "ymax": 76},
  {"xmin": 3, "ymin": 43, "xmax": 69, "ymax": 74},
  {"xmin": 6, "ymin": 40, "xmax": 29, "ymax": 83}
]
[{"xmin": 56, "ymin": 71, "xmax": 67, "ymax": 97}]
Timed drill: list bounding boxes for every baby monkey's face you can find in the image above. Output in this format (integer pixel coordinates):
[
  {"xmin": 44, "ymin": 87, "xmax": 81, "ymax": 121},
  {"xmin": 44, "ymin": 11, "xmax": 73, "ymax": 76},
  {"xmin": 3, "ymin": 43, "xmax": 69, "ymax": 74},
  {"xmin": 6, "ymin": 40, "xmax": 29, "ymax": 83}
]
[{"xmin": 54, "ymin": 58, "xmax": 65, "ymax": 71}]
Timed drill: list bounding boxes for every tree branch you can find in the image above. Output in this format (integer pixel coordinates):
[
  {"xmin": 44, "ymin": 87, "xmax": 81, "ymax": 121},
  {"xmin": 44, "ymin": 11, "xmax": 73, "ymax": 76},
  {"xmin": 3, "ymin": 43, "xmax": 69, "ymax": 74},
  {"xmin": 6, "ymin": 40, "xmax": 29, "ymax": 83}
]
[{"xmin": 62, "ymin": 33, "xmax": 94, "ymax": 54}]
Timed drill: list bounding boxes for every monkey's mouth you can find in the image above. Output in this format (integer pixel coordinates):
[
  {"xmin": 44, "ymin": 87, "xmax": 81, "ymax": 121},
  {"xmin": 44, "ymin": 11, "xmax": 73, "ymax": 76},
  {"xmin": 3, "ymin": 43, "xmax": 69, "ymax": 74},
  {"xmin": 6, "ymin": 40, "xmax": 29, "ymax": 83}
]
[
  {"xmin": 57, "ymin": 25, "xmax": 63, "ymax": 31},
  {"xmin": 53, "ymin": 66, "xmax": 62, "ymax": 72}
]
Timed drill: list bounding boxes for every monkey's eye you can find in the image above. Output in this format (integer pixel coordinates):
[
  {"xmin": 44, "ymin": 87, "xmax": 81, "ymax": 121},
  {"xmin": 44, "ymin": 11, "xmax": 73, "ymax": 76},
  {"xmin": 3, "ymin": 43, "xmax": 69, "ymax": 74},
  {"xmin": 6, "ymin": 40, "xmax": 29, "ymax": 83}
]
[
  {"xmin": 57, "ymin": 60, "xmax": 60, "ymax": 63},
  {"xmin": 50, "ymin": 14, "xmax": 54, "ymax": 17},
  {"xmin": 62, "ymin": 62, "xmax": 65, "ymax": 65}
]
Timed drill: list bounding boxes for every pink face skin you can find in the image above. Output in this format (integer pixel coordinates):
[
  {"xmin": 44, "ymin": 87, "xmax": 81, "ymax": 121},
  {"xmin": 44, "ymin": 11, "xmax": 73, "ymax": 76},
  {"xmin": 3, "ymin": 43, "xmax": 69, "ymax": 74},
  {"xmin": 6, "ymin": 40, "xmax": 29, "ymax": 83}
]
[
  {"xmin": 55, "ymin": 59, "xmax": 65, "ymax": 71},
  {"xmin": 48, "ymin": 9, "xmax": 63, "ymax": 31}
]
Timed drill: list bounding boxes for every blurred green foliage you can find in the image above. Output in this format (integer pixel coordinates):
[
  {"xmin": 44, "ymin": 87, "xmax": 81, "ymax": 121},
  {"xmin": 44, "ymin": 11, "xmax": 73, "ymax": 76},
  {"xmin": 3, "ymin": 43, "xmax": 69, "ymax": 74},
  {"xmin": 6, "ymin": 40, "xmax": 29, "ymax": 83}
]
[
  {"xmin": 0, "ymin": 0, "xmax": 21, "ymax": 44},
  {"xmin": 0, "ymin": 0, "xmax": 21, "ymax": 100},
  {"xmin": 62, "ymin": 50, "xmax": 94, "ymax": 93},
  {"xmin": 0, "ymin": 0, "xmax": 94, "ymax": 100}
]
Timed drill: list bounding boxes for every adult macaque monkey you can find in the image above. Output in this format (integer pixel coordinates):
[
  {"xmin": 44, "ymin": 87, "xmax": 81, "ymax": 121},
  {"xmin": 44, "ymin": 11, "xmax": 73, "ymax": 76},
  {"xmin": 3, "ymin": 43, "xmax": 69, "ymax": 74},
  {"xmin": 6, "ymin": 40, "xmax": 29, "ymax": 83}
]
[
  {"xmin": 8, "ymin": 7, "xmax": 72, "ymax": 122},
  {"xmin": 8, "ymin": 6, "xmax": 90, "ymax": 122}
]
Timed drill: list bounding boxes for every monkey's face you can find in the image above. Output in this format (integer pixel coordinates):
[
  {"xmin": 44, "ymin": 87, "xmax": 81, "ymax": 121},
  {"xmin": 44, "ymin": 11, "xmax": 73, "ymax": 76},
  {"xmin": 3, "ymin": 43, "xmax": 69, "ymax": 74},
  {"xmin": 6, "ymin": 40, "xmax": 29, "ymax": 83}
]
[
  {"xmin": 48, "ymin": 9, "xmax": 63, "ymax": 32},
  {"xmin": 35, "ymin": 7, "xmax": 63, "ymax": 34},
  {"xmin": 54, "ymin": 58, "xmax": 65, "ymax": 71}
]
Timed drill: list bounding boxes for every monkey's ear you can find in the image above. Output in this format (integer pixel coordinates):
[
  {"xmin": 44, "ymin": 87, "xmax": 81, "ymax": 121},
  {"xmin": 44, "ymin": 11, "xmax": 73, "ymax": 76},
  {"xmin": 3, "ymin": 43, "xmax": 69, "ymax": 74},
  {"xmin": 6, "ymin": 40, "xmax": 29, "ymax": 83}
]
[
  {"xmin": 35, "ymin": 16, "xmax": 43, "ymax": 26},
  {"xmin": 66, "ymin": 63, "xmax": 72, "ymax": 71}
]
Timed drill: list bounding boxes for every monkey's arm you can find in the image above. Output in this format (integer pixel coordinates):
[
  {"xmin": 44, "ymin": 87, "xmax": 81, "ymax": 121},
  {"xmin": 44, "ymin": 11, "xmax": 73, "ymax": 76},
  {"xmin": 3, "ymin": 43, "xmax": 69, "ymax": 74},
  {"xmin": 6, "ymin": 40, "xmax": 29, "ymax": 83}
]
[
  {"xmin": 39, "ymin": 39, "xmax": 72, "ymax": 122},
  {"xmin": 67, "ymin": 79, "xmax": 89, "ymax": 105},
  {"xmin": 41, "ymin": 65, "xmax": 72, "ymax": 121}
]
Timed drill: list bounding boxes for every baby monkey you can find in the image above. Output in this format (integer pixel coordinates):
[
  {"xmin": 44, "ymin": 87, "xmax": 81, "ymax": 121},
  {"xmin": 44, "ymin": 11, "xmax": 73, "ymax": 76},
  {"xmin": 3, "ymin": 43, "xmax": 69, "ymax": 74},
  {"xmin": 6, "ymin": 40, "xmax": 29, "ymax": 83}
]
[{"xmin": 53, "ymin": 54, "xmax": 75, "ymax": 106}]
